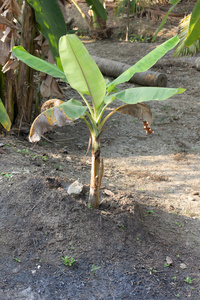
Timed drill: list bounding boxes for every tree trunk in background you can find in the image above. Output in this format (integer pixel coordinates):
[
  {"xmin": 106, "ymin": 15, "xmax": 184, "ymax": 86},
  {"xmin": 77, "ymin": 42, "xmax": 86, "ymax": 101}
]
[
  {"xmin": 15, "ymin": 1, "xmax": 37, "ymax": 126},
  {"xmin": 4, "ymin": 70, "xmax": 16, "ymax": 123}
]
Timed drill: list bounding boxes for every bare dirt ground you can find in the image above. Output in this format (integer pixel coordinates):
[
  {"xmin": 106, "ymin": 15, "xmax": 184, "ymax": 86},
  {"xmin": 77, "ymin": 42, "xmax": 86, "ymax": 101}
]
[{"xmin": 0, "ymin": 2, "xmax": 200, "ymax": 299}]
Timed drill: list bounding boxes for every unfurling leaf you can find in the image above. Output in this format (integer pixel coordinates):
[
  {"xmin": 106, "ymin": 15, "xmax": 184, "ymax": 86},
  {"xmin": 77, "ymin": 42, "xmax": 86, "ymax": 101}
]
[
  {"xmin": 29, "ymin": 99, "xmax": 87, "ymax": 142},
  {"xmin": 116, "ymin": 103, "xmax": 154, "ymax": 135}
]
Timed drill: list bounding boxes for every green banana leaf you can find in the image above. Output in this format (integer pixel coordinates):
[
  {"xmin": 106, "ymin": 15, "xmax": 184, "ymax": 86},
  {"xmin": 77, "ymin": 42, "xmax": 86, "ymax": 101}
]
[
  {"xmin": 59, "ymin": 34, "xmax": 106, "ymax": 114},
  {"xmin": 0, "ymin": 99, "xmax": 11, "ymax": 131},
  {"xmin": 12, "ymin": 46, "xmax": 68, "ymax": 83},
  {"xmin": 58, "ymin": 99, "xmax": 87, "ymax": 119},
  {"xmin": 29, "ymin": 99, "xmax": 87, "ymax": 142},
  {"xmin": 27, "ymin": 0, "xmax": 67, "ymax": 70},
  {"xmin": 86, "ymin": 0, "xmax": 107, "ymax": 20},
  {"xmin": 185, "ymin": 0, "xmax": 200, "ymax": 46},
  {"xmin": 107, "ymin": 36, "xmax": 179, "ymax": 92},
  {"xmin": 104, "ymin": 87, "xmax": 185, "ymax": 104}
]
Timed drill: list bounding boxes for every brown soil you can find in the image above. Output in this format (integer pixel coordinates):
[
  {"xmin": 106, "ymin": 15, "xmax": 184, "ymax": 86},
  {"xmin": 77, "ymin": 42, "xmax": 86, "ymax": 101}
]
[{"xmin": 0, "ymin": 2, "xmax": 200, "ymax": 299}]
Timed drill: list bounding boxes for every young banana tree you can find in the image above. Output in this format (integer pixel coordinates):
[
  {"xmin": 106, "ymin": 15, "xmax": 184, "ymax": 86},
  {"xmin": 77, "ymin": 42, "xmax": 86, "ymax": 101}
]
[{"xmin": 12, "ymin": 34, "xmax": 185, "ymax": 208}]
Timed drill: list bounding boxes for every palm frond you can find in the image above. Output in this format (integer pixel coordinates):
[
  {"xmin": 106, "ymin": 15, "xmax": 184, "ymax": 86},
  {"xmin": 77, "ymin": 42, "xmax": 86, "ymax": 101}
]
[{"xmin": 174, "ymin": 14, "xmax": 200, "ymax": 57}]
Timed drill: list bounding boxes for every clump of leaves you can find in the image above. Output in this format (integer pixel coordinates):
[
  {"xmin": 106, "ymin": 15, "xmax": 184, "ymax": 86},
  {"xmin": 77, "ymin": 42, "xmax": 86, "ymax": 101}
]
[
  {"xmin": 0, "ymin": 172, "xmax": 13, "ymax": 180},
  {"xmin": 17, "ymin": 149, "xmax": 30, "ymax": 155},
  {"xmin": 175, "ymin": 221, "xmax": 182, "ymax": 228},
  {"xmin": 42, "ymin": 155, "xmax": 48, "ymax": 161},
  {"xmin": 69, "ymin": 242, "xmax": 75, "ymax": 250},
  {"xmin": 185, "ymin": 277, "xmax": 196, "ymax": 284},
  {"xmin": 12, "ymin": 34, "xmax": 185, "ymax": 208},
  {"xmin": 129, "ymin": 34, "xmax": 152, "ymax": 43},
  {"xmin": 61, "ymin": 256, "xmax": 77, "ymax": 266}
]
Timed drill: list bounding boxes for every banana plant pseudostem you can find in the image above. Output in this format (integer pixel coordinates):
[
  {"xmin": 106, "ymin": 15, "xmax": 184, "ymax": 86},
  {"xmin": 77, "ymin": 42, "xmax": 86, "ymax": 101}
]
[{"xmin": 12, "ymin": 34, "xmax": 185, "ymax": 208}]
